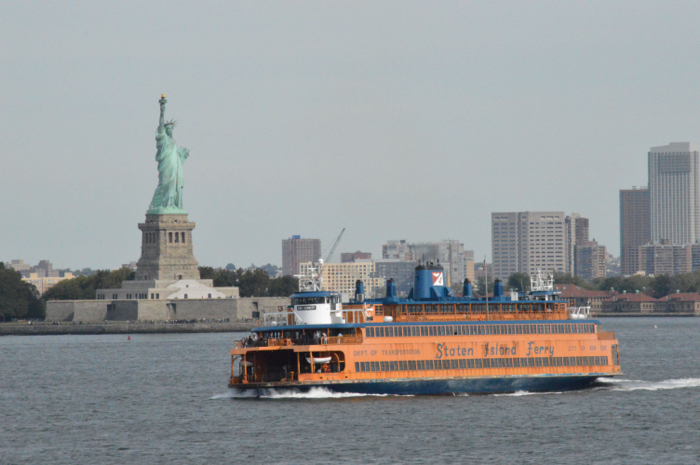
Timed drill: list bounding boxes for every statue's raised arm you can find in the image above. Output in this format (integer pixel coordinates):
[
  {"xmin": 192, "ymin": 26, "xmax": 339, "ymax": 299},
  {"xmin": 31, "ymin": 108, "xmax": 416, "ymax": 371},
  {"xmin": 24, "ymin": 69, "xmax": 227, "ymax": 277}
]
[
  {"xmin": 158, "ymin": 95, "xmax": 166, "ymax": 134},
  {"xmin": 147, "ymin": 95, "xmax": 189, "ymax": 215}
]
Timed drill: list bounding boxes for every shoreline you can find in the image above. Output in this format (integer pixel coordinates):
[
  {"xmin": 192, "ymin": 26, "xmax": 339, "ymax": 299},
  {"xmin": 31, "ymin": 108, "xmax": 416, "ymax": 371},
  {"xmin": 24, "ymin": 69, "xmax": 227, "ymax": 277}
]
[
  {"xmin": 0, "ymin": 321, "xmax": 258, "ymax": 336},
  {"xmin": 3, "ymin": 313, "xmax": 698, "ymax": 336}
]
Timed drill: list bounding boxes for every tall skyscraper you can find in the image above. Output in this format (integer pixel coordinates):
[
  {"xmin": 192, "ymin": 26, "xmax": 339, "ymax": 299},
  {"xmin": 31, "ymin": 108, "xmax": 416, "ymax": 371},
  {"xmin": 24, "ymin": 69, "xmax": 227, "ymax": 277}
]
[
  {"xmin": 282, "ymin": 236, "xmax": 321, "ymax": 276},
  {"xmin": 619, "ymin": 187, "xmax": 650, "ymax": 275},
  {"xmin": 574, "ymin": 240, "xmax": 607, "ymax": 281},
  {"xmin": 565, "ymin": 214, "xmax": 589, "ymax": 274},
  {"xmin": 491, "ymin": 212, "xmax": 568, "ymax": 281},
  {"xmin": 648, "ymin": 142, "xmax": 700, "ymax": 244}
]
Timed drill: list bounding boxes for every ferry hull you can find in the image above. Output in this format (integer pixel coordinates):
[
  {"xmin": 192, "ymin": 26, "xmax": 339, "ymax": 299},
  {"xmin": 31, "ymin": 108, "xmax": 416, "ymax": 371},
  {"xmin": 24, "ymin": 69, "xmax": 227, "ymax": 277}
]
[{"xmin": 231, "ymin": 374, "xmax": 610, "ymax": 396}]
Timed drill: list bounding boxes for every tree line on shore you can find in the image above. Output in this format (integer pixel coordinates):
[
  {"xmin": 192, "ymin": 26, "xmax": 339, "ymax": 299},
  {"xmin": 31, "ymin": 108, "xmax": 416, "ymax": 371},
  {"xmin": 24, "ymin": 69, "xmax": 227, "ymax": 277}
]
[
  {"xmin": 0, "ymin": 263, "xmax": 298, "ymax": 322},
  {"xmin": 506, "ymin": 271, "xmax": 700, "ymax": 299}
]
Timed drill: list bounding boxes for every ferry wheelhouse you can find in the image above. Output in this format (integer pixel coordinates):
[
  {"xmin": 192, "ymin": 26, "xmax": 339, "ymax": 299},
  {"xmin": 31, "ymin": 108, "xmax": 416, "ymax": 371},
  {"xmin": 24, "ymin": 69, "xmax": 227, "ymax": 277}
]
[{"xmin": 229, "ymin": 264, "xmax": 622, "ymax": 395}]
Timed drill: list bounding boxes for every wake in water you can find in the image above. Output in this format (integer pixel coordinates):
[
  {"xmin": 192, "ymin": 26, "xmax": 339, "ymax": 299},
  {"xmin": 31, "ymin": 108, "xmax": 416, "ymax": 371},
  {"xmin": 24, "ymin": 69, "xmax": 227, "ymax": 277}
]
[
  {"xmin": 597, "ymin": 377, "xmax": 700, "ymax": 392},
  {"xmin": 211, "ymin": 387, "xmax": 399, "ymax": 400},
  {"xmin": 493, "ymin": 390, "xmax": 563, "ymax": 397}
]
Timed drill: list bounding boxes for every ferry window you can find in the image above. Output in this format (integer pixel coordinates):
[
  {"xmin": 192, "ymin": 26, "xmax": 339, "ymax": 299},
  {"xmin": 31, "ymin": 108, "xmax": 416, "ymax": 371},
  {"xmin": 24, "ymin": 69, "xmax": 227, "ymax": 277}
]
[
  {"xmin": 366, "ymin": 327, "xmax": 374, "ymax": 337},
  {"xmin": 421, "ymin": 326, "xmax": 428, "ymax": 337},
  {"xmin": 438, "ymin": 326, "xmax": 445, "ymax": 336},
  {"xmin": 485, "ymin": 326, "xmax": 492, "ymax": 335},
  {"xmin": 447, "ymin": 325, "xmax": 454, "ymax": 335},
  {"xmin": 451, "ymin": 360, "xmax": 458, "ymax": 369},
  {"xmin": 426, "ymin": 360, "xmax": 434, "ymax": 370},
  {"xmin": 565, "ymin": 324, "xmax": 571, "ymax": 334},
  {"xmin": 475, "ymin": 359, "xmax": 483, "ymax": 368},
  {"xmin": 470, "ymin": 326, "xmax": 477, "ymax": 335},
  {"xmin": 459, "ymin": 359, "xmax": 466, "ymax": 369},
  {"xmin": 500, "ymin": 325, "xmax": 506, "ymax": 334},
  {"xmin": 513, "ymin": 358, "xmax": 520, "ymax": 368},
  {"xmin": 576, "ymin": 357, "xmax": 582, "ymax": 366},
  {"xmin": 411, "ymin": 326, "xmax": 419, "ymax": 337},
  {"xmin": 604, "ymin": 356, "xmax": 608, "ymax": 365},
  {"xmin": 542, "ymin": 358, "xmax": 550, "ymax": 367},
  {"xmin": 389, "ymin": 361, "xmax": 398, "ymax": 371},
  {"xmin": 355, "ymin": 362, "xmax": 361, "ymax": 372},
  {"xmin": 572, "ymin": 324, "xmax": 578, "ymax": 334},
  {"xmin": 535, "ymin": 358, "xmax": 543, "ymax": 367},
  {"xmin": 381, "ymin": 361, "xmax": 389, "ymax": 371},
  {"xmin": 506, "ymin": 358, "xmax": 513, "ymax": 368},
  {"xmin": 429, "ymin": 326, "xmax": 437, "ymax": 336},
  {"xmin": 522, "ymin": 325, "xmax": 529, "ymax": 335},
  {"xmin": 417, "ymin": 360, "xmax": 426, "ymax": 370},
  {"xmin": 408, "ymin": 361, "xmax": 417, "ymax": 371},
  {"xmin": 507, "ymin": 325, "xmax": 514, "ymax": 335},
  {"xmin": 559, "ymin": 324, "xmax": 565, "ymax": 334},
  {"xmin": 563, "ymin": 357, "xmax": 570, "ymax": 367},
  {"xmin": 478, "ymin": 325, "xmax": 485, "ymax": 335},
  {"xmin": 528, "ymin": 358, "xmax": 535, "ymax": 367},
  {"xmin": 544, "ymin": 325, "xmax": 550, "ymax": 334},
  {"xmin": 537, "ymin": 325, "xmax": 543, "ymax": 334},
  {"xmin": 399, "ymin": 361, "xmax": 408, "ymax": 370},
  {"xmin": 468, "ymin": 359, "xmax": 475, "ymax": 368},
  {"xmin": 482, "ymin": 359, "xmax": 491, "ymax": 368}
]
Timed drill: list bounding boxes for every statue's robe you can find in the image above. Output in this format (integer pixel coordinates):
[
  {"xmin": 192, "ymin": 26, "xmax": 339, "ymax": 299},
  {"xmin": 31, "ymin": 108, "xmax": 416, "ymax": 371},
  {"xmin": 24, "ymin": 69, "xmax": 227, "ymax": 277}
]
[{"xmin": 148, "ymin": 126, "xmax": 189, "ymax": 213}]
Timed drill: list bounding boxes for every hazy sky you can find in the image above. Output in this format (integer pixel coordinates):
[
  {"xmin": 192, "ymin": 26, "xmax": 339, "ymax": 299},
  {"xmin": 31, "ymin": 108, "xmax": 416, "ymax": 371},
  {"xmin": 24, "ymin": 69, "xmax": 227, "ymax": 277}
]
[{"xmin": 3, "ymin": 2, "xmax": 700, "ymax": 270}]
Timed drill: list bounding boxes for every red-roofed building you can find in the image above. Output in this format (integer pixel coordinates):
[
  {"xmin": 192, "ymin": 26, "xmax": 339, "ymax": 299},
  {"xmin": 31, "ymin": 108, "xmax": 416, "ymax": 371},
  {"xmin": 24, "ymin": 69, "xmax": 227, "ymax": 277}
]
[
  {"xmin": 554, "ymin": 285, "xmax": 616, "ymax": 315},
  {"xmin": 602, "ymin": 293, "xmax": 659, "ymax": 314},
  {"xmin": 660, "ymin": 293, "xmax": 700, "ymax": 315}
]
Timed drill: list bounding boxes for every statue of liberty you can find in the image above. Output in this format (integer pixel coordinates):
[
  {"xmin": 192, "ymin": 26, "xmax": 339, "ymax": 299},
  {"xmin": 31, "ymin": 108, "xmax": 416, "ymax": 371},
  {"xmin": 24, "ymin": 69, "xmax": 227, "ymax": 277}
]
[{"xmin": 148, "ymin": 95, "xmax": 190, "ymax": 214}]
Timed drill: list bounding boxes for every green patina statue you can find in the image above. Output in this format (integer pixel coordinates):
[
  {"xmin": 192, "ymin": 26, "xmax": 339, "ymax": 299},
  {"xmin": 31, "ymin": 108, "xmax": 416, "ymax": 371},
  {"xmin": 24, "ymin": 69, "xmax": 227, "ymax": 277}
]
[{"xmin": 147, "ymin": 95, "xmax": 190, "ymax": 214}]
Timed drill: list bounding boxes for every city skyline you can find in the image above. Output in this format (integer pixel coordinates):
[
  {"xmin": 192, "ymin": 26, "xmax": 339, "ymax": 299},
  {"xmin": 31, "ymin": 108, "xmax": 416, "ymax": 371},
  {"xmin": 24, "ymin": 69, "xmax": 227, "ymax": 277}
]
[{"xmin": 4, "ymin": 3, "xmax": 700, "ymax": 270}]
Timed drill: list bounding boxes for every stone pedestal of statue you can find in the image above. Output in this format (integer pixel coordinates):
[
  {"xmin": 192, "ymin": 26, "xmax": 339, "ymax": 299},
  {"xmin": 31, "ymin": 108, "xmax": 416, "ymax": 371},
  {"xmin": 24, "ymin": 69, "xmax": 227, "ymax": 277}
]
[{"xmin": 135, "ymin": 213, "xmax": 200, "ymax": 282}]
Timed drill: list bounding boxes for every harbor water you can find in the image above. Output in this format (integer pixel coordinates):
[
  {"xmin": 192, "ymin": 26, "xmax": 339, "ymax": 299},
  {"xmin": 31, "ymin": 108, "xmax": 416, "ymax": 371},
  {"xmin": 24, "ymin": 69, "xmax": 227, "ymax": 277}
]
[{"xmin": 2, "ymin": 318, "xmax": 700, "ymax": 464}]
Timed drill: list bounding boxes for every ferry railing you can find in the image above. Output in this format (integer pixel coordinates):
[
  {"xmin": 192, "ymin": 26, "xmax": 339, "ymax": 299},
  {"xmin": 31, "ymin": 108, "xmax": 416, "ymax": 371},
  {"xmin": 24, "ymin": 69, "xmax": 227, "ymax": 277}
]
[
  {"xmin": 393, "ymin": 309, "xmax": 568, "ymax": 322},
  {"xmin": 262, "ymin": 335, "xmax": 363, "ymax": 346}
]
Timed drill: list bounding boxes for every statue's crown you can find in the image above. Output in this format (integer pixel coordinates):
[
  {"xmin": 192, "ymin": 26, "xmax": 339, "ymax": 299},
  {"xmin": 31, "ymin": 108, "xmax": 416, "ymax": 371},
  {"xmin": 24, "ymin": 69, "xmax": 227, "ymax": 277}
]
[{"xmin": 165, "ymin": 119, "xmax": 177, "ymax": 127}]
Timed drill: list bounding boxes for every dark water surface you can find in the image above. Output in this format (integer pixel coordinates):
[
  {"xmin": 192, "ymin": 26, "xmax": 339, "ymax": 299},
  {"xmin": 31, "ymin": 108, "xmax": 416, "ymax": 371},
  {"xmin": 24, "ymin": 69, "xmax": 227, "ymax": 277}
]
[{"xmin": 2, "ymin": 318, "xmax": 700, "ymax": 464}]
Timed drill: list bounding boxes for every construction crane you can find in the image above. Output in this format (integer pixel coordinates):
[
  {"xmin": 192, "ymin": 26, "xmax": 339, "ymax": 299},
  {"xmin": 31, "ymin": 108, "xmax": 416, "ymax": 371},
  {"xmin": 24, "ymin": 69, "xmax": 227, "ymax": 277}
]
[{"xmin": 325, "ymin": 228, "xmax": 346, "ymax": 264}]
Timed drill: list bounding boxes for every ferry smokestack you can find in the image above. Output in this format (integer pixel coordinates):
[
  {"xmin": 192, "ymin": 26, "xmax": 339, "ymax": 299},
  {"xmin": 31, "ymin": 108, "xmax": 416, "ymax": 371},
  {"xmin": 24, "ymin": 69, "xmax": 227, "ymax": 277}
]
[
  {"xmin": 386, "ymin": 279, "xmax": 397, "ymax": 299},
  {"xmin": 355, "ymin": 280, "xmax": 365, "ymax": 302},
  {"xmin": 414, "ymin": 262, "xmax": 445, "ymax": 300},
  {"xmin": 493, "ymin": 279, "xmax": 504, "ymax": 300},
  {"xmin": 463, "ymin": 279, "xmax": 473, "ymax": 299}
]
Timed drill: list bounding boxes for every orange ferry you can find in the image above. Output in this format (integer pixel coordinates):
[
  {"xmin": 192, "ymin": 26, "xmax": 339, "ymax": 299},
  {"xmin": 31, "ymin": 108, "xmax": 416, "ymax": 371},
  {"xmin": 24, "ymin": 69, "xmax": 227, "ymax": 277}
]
[{"xmin": 229, "ymin": 264, "xmax": 621, "ymax": 395}]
